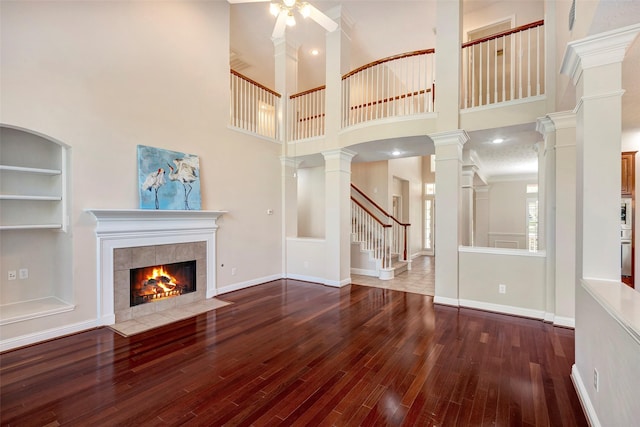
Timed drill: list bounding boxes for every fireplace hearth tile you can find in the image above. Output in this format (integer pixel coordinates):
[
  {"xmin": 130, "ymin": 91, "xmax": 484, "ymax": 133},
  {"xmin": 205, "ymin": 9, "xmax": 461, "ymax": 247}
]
[{"xmin": 108, "ymin": 298, "xmax": 232, "ymax": 337}]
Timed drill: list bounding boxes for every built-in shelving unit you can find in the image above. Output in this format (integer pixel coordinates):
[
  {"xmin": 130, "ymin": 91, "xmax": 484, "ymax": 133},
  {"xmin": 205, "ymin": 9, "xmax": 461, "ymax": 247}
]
[{"xmin": 0, "ymin": 126, "xmax": 73, "ymax": 327}]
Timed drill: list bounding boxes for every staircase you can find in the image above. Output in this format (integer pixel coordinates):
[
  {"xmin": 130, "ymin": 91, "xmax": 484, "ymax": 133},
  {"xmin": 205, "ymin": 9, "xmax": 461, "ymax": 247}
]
[{"xmin": 350, "ymin": 184, "xmax": 410, "ymax": 280}]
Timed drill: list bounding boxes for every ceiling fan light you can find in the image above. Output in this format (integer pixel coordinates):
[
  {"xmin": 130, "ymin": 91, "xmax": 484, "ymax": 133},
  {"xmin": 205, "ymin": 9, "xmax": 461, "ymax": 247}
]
[
  {"xmin": 286, "ymin": 12, "xmax": 296, "ymax": 27},
  {"xmin": 299, "ymin": 3, "xmax": 311, "ymax": 18},
  {"xmin": 269, "ymin": 3, "xmax": 280, "ymax": 17},
  {"xmin": 283, "ymin": 0, "xmax": 296, "ymax": 8}
]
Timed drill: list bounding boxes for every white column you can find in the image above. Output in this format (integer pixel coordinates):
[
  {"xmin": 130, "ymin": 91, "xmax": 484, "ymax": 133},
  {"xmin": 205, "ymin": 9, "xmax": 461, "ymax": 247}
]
[
  {"xmin": 461, "ymin": 166, "xmax": 475, "ymax": 246},
  {"xmin": 273, "ymin": 38, "xmax": 299, "ymax": 146},
  {"xmin": 474, "ymin": 186, "xmax": 490, "ymax": 247},
  {"xmin": 323, "ymin": 148, "xmax": 356, "ymax": 287},
  {"xmin": 431, "ymin": 130, "xmax": 469, "ymax": 306},
  {"xmin": 561, "ymin": 24, "xmax": 640, "ymax": 281},
  {"xmin": 435, "ymin": 0, "xmax": 461, "ymax": 130},
  {"xmin": 536, "ymin": 116, "xmax": 556, "ymax": 323},
  {"xmin": 324, "ymin": 6, "xmax": 352, "ymax": 150},
  {"xmin": 539, "ymin": 112, "xmax": 577, "ymax": 327}
]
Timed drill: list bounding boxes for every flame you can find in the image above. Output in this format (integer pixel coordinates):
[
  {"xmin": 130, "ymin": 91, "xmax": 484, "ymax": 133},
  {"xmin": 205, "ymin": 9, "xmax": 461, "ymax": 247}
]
[{"xmin": 145, "ymin": 266, "xmax": 178, "ymax": 293}]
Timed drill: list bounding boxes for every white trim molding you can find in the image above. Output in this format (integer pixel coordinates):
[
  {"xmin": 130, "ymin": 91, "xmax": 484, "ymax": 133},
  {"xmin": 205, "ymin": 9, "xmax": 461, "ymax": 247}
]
[
  {"xmin": 86, "ymin": 209, "xmax": 226, "ymax": 326},
  {"xmin": 459, "ymin": 299, "xmax": 545, "ymax": 320},
  {"xmin": 571, "ymin": 364, "xmax": 602, "ymax": 427}
]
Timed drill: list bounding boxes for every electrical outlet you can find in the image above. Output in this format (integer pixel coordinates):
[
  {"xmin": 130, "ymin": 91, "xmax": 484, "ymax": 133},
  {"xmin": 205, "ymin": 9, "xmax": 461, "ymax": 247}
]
[
  {"xmin": 231, "ymin": 267, "xmax": 237, "ymax": 276},
  {"xmin": 8, "ymin": 270, "xmax": 17, "ymax": 281},
  {"xmin": 498, "ymin": 284, "xmax": 506, "ymax": 294},
  {"xmin": 304, "ymin": 261, "xmax": 309, "ymax": 268},
  {"xmin": 594, "ymin": 368, "xmax": 599, "ymax": 391},
  {"xmin": 19, "ymin": 268, "xmax": 29, "ymax": 279}
]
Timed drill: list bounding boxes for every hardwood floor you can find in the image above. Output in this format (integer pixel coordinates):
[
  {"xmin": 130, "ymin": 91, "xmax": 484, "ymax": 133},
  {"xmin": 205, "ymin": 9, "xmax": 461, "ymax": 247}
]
[{"xmin": 0, "ymin": 280, "xmax": 587, "ymax": 426}]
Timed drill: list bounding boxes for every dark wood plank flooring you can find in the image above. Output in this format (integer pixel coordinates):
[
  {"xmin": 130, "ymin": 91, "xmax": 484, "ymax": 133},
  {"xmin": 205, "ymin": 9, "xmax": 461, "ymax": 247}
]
[{"xmin": 0, "ymin": 280, "xmax": 587, "ymax": 426}]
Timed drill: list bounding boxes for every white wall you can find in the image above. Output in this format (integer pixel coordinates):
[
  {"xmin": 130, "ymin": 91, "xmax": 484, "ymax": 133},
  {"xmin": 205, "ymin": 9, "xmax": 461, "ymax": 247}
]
[
  {"xmin": 0, "ymin": 1, "xmax": 282, "ymax": 342},
  {"xmin": 574, "ymin": 280, "xmax": 640, "ymax": 426},
  {"xmin": 297, "ymin": 166, "xmax": 325, "ymax": 238}
]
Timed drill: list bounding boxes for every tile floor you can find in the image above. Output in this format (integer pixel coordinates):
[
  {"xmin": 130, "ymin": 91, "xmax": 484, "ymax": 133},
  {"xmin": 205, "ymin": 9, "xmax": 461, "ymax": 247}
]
[
  {"xmin": 351, "ymin": 255, "xmax": 435, "ymax": 296},
  {"xmin": 109, "ymin": 297, "xmax": 231, "ymax": 337}
]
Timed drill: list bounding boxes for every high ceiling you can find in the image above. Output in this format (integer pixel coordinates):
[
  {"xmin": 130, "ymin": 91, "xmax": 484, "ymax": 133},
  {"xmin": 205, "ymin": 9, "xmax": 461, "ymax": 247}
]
[{"xmin": 229, "ymin": 0, "xmax": 640, "ymax": 180}]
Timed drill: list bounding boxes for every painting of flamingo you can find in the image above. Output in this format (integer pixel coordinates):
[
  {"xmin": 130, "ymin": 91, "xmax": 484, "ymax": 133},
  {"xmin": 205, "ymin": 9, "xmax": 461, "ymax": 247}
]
[{"xmin": 137, "ymin": 145, "xmax": 201, "ymax": 210}]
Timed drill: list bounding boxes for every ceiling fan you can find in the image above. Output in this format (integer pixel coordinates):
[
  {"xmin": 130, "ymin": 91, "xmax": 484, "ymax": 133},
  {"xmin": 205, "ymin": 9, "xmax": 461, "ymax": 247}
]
[{"xmin": 228, "ymin": 0, "xmax": 338, "ymax": 39}]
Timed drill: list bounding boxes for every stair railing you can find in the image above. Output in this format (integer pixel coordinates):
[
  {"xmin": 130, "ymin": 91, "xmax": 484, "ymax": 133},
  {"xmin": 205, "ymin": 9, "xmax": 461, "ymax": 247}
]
[
  {"xmin": 351, "ymin": 199, "xmax": 392, "ymax": 270},
  {"xmin": 351, "ymin": 184, "xmax": 410, "ymax": 262}
]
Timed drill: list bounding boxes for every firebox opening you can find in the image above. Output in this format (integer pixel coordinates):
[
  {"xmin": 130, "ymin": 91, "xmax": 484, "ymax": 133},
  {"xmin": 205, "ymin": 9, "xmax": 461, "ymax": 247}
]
[{"xmin": 130, "ymin": 260, "xmax": 196, "ymax": 307}]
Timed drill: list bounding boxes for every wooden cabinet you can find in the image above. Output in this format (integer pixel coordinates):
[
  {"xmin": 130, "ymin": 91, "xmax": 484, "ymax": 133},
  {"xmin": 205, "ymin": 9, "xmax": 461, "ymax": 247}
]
[
  {"xmin": 0, "ymin": 127, "xmax": 67, "ymax": 230},
  {"xmin": 621, "ymin": 152, "xmax": 636, "ymax": 196}
]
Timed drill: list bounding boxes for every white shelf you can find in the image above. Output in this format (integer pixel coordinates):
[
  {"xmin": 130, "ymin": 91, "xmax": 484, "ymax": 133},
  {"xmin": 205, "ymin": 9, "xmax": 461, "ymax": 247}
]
[
  {"xmin": 0, "ymin": 194, "xmax": 63, "ymax": 201},
  {"xmin": 0, "ymin": 165, "xmax": 62, "ymax": 175},
  {"xmin": 0, "ymin": 224, "xmax": 63, "ymax": 230},
  {"xmin": 0, "ymin": 297, "xmax": 75, "ymax": 326}
]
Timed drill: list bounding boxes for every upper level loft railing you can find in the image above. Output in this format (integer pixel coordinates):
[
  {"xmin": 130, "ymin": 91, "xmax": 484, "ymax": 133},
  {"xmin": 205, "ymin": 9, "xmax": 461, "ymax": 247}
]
[
  {"xmin": 289, "ymin": 85, "xmax": 325, "ymax": 141},
  {"xmin": 341, "ymin": 49, "xmax": 436, "ymax": 128},
  {"xmin": 461, "ymin": 20, "xmax": 545, "ymax": 109},
  {"xmin": 229, "ymin": 70, "xmax": 281, "ymax": 139},
  {"xmin": 229, "ymin": 20, "xmax": 545, "ymax": 141}
]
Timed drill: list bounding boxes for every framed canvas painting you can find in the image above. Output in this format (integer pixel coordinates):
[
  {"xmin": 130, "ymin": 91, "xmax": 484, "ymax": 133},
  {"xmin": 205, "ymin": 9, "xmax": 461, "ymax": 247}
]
[{"xmin": 137, "ymin": 145, "xmax": 201, "ymax": 210}]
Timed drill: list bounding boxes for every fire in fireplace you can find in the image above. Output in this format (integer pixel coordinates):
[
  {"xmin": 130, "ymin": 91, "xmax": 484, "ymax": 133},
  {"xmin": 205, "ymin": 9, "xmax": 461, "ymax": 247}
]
[{"xmin": 130, "ymin": 260, "xmax": 196, "ymax": 307}]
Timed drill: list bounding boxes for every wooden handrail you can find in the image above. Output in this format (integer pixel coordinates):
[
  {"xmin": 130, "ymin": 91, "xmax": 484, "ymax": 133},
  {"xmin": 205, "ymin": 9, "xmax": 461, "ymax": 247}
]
[
  {"xmin": 290, "ymin": 85, "xmax": 326, "ymax": 99},
  {"xmin": 349, "ymin": 89, "xmax": 432, "ymax": 111},
  {"xmin": 462, "ymin": 19, "xmax": 544, "ymax": 48},
  {"xmin": 351, "ymin": 184, "xmax": 410, "ymax": 226},
  {"xmin": 297, "ymin": 113, "xmax": 326, "ymax": 123},
  {"xmin": 343, "ymin": 49, "xmax": 435, "ymax": 80},
  {"xmin": 230, "ymin": 69, "xmax": 281, "ymax": 98},
  {"xmin": 351, "ymin": 198, "xmax": 392, "ymax": 228}
]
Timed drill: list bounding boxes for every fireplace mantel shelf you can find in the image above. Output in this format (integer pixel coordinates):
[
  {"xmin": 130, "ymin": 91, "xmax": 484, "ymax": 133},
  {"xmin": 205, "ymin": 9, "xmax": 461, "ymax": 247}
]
[{"xmin": 86, "ymin": 209, "xmax": 227, "ymax": 235}]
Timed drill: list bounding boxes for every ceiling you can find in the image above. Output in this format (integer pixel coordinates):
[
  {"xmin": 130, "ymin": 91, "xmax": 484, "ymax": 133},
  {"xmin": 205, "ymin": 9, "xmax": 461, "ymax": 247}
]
[{"xmin": 229, "ymin": 1, "xmax": 640, "ymax": 180}]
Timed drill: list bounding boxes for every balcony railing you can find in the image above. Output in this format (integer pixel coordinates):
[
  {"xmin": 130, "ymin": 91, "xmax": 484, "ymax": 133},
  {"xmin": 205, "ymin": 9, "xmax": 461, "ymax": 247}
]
[
  {"xmin": 289, "ymin": 85, "xmax": 325, "ymax": 141},
  {"xmin": 229, "ymin": 70, "xmax": 281, "ymax": 139},
  {"xmin": 342, "ymin": 49, "xmax": 436, "ymax": 128},
  {"xmin": 461, "ymin": 20, "xmax": 545, "ymax": 109},
  {"xmin": 229, "ymin": 20, "xmax": 545, "ymax": 140}
]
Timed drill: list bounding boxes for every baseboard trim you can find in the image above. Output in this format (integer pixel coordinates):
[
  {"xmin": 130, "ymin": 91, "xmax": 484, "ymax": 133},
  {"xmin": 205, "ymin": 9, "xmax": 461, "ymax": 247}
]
[
  {"xmin": 459, "ymin": 299, "xmax": 545, "ymax": 320},
  {"xmin": 571, "ymin": 364, "xmax": 601, "ymax": 427},
  {"xmin": 323, "ymin": 277, "xmax": 352, "ymax": 287},
  {"xmin": 554, "ymin": 316, "xmax": 575, "ymax": 328},
  {"xmin": 0, "ymin": 319, "xmax": 100, "ymax": 353},
  {"xmin": 350, "ymin": 268, "xmax": 377, "ymax": 277},
  {"xmin": 433, "ymin": 296, "xmax": 460, "ymax": 307},
  {"xmin": 217, "ymin": 274, "xmax": 282, "ymax": 295}
]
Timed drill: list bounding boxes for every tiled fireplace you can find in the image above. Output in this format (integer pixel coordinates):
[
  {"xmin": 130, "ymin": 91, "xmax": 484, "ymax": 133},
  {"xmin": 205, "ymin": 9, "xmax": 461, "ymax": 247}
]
[{"xmin": 87, "ymin": 209, "xmax": 226, "ymax": 325}]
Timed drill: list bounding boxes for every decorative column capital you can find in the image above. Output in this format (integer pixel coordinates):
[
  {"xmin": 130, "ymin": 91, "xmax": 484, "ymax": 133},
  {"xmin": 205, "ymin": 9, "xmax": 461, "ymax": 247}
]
[
  {"xmin": 430, "ymin": 129, "xmax": 470, "ymax": 148},
  {"xmin": 560, "ymin": 23, "xmax": 640, "ymax": 85}
]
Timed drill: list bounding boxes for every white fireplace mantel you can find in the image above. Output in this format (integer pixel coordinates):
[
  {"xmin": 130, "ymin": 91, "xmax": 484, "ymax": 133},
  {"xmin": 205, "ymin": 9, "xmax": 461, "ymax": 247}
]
[{"xmin": 86, "ymin": 209, "xmax": 226, "ymax": 325}]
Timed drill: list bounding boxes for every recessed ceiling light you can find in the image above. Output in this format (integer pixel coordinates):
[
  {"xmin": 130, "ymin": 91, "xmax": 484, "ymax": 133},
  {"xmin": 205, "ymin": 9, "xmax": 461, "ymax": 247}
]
[
  {"xmin": 492, "ymin": 138, "xmax": 504, "ymax": 144},
  {"xmin": 392, "ymin": 150, "xmax": 401, "ymax": 156},
  {"xmin": 311, "ymin": 49, "xmax": 319, "ymax": 56}
]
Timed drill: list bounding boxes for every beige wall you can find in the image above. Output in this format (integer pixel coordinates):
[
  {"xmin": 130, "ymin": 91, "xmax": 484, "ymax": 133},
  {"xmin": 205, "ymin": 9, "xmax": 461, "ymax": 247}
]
[
  {"xmin": 459, "ymin": 248, "xmax": 546, "ymax": 317},
  {"xmin": 297, "ymin": 166, "xmax": 326, "ymax": 238},
  {"xmin": 351, "ymin": 161, "xmax": 389, "ymax": 210},
  {"xmin": 488, "ymin": 179, "xmax": 534, "ymax": 249},
  {"xmin": 0, "ymin": 1, "xmax": 282, "ymax": 341},
  {"xmin": 389, "ymin": 156, "xmax": 424, "ymax": 257}
]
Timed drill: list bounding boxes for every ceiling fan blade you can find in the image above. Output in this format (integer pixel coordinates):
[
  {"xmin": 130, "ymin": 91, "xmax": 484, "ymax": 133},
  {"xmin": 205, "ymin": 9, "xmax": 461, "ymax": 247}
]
[
  {"xmin": 227, "ymin": 0, "xmax": 269, "ymax": 3},
  {"xmin": 307, "ymin": 4, "xmax": 338, "ymax": 32},
  {"xmin": 272, "ymin": 10, "xmax": 288, "ymax": 39}
]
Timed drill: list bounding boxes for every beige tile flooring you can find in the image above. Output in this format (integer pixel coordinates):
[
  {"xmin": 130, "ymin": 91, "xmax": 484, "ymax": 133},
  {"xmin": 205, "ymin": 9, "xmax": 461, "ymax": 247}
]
[
  {"xmin": 109, "ymin": 297, "xmax": 231, "ymax": 337},
  {"xmin": 351, "ymin": 255, "xmax": 435, "ymax": 296}
]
